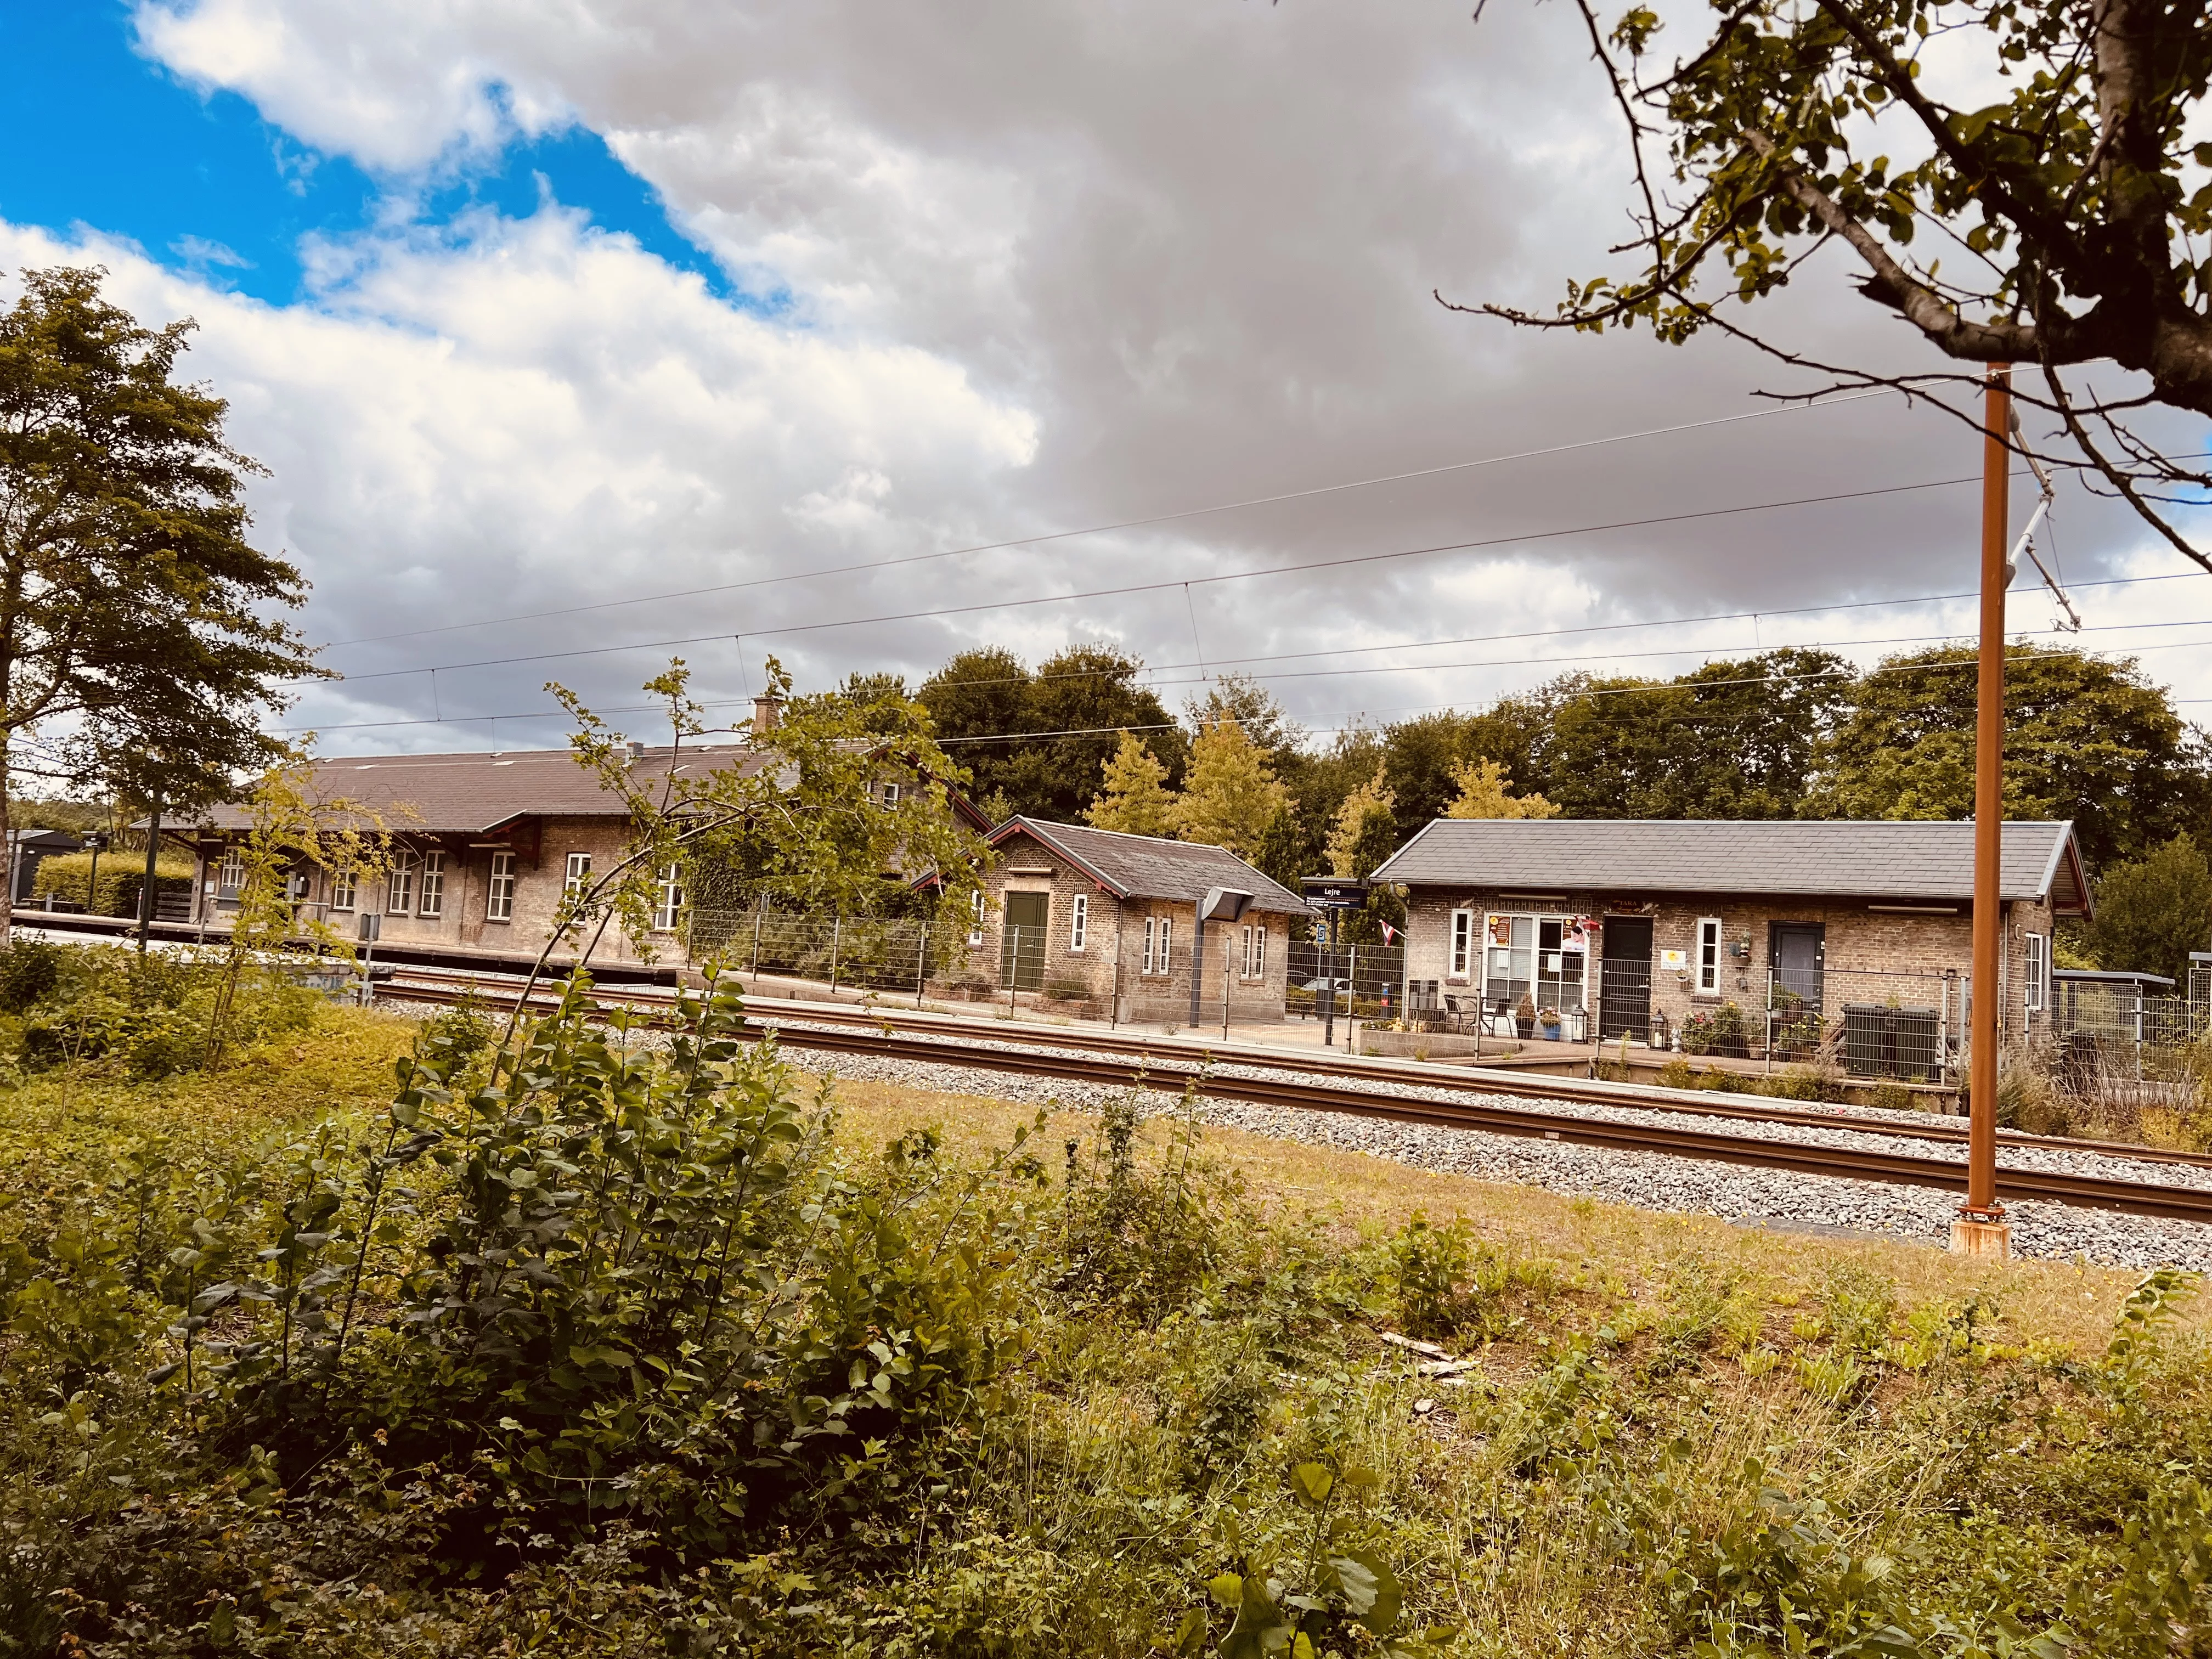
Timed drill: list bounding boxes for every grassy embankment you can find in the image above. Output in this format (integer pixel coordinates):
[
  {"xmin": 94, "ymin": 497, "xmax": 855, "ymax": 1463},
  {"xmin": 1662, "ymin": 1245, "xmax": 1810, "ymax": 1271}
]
[{"xmin": 0, "ymin": 969, "xmax": 2205, "ymax": 1657}]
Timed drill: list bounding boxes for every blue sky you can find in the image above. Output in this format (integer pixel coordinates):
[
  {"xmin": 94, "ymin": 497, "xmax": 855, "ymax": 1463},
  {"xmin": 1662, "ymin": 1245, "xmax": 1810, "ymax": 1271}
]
[{"xmin": 0, "ymin": 2, "xmax": 727, "ymax": 303}]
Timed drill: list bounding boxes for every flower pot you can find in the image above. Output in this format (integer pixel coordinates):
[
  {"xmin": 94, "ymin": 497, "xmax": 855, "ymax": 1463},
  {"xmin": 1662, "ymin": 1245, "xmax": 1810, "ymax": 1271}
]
[{"xmin": 1516, "ymin": 1015, "xmax": 1536, "ymax": 1039}]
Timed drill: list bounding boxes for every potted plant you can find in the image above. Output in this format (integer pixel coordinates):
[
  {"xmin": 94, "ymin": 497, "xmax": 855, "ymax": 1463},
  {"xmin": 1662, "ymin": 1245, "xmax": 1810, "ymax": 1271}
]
[
  {"xmin": 1515, "ymin": 992, "xmax": 1537, "ymax": 1039},
  {"xmin": 1537, "ymin": 1006, "xmax": 1562, "ymax": 1040}
]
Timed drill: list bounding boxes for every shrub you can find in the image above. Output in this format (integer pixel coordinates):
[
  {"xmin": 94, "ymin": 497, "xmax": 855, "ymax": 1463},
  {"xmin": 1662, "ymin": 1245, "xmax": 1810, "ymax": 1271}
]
[{"xmin": 27, "ymin": 850, "xmax": 195, "ymax": 917}]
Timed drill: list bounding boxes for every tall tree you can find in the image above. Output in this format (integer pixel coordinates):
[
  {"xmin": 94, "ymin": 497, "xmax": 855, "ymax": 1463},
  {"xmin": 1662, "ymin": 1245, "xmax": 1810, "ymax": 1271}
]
[
  {"xmin": 0, "ymin": 266, "xmax": 320, "ymax": 935},
  {"xmin": 1470, "ymin": 0, "xmax": 2212, "ymax": 561},
  {"xmin": 1170, "ymin": 715, "xmax": 1289, "ymax": 856},
  {"xmin": 1085, "ymin": 731, "xmax": 1176, "ymax": 837},
  {"xmin": 1444, "ymin": 758, "xmax": 1560, "ymax": 820},
  {"xmin": 1539, "ymin": 649, "xmax": 1853, "ymax": 819},
  {"xmin": 1805, "ymin": 644, "xmax": 2209, "ymax": 868},
  {"xmin": 918, "ymin": 644, "xmax": 1178, "ymax": 822},
  {"xmin": 1325, "ymin": 764, "xmax": 1400, "ymax": 877},
  {"xmin": 2083, "ymin": 834, "xmax": 2212, "ymax": 982}
]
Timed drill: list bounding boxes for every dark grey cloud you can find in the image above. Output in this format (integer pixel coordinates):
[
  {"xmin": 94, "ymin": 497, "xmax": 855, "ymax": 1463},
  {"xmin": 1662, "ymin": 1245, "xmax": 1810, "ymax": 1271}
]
[{"xmin": 105, "ymin": 0, "xmax": 2212, "ymax": 747}]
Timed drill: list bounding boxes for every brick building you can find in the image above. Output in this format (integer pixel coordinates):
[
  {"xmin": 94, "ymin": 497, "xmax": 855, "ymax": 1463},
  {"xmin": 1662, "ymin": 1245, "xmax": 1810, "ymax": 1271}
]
[
  {"xmin": 1368, "ymin": 819, "xmax": 2090, "ymax": 1062},
  {"xmin": 970, "ymin": 818, "xmax": 1314, "ymax": 1025},
  {"xmin": 191, "ymin": 711, "xmax": 991, "ymax": 970}
]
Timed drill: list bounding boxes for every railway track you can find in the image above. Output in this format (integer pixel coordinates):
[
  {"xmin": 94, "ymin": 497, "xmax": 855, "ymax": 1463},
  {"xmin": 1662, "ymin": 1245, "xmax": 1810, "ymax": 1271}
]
[{"xmin": 377, "ymin": 966, "xmax": 2212, "ymax": 1226}]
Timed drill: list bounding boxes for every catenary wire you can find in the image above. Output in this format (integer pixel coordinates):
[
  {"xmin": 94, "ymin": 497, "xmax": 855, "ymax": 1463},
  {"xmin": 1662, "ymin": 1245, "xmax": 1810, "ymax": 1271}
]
[
  {"xmin": 319, "ymin": 390, "xmax": 1898, "ymax": 651},
  {"xmin": 327, "ymin": 468, "xmax": 2022, "ymax": 685}
]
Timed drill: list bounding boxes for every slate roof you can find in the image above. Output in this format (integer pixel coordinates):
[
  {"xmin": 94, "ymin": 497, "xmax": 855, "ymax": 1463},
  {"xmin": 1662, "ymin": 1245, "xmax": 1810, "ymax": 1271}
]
[
  {"xmin": 1368, "ymin": 819, "xmax": 2090, "ymax": 915},
  {"xmin": 192, "ymin": 744, "xmax": 991, "ymax": 837},
  {"xmin": 991, "ymin": 818, "xmax": 1314, "ymax": 916}
]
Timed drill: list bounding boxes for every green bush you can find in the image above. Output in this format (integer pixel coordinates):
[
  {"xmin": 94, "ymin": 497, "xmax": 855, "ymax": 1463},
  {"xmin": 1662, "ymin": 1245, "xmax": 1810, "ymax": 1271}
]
[{"xmin": 27, "ymin": 849, "xmax": 195, "ymax": 917}]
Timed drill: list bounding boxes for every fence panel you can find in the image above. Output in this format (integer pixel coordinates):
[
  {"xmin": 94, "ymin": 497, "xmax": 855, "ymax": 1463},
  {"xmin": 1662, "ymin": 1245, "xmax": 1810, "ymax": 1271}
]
[{"xmin": 1284, "ymin": 939, "xmax": 1404, "ymax": 1024}]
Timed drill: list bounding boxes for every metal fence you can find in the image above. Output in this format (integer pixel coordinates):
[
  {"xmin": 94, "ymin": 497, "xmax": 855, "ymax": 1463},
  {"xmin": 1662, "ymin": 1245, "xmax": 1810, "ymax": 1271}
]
[
  {"xmin": 695, "ymin": 900, "xmax": 939, "ymax": 998},
  {"xmin": 1284, "ymin": 939, "xmax": 1407, "ymax": 1024},
  {"xmin": 2042, "ymin": 978, "xmax": 2208, "ymax": 1096}
]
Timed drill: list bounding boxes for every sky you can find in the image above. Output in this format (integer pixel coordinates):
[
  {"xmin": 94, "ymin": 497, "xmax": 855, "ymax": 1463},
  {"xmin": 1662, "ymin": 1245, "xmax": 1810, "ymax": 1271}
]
[{"xmin": 0, "ymin": 0, "xmax": 2207, "ymax": 758}]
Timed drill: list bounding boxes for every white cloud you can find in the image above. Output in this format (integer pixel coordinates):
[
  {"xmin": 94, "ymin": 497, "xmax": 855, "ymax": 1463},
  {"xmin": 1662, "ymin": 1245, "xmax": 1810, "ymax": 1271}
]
[
  {"xmin": 0, "ymin": 210, "xmax": 1038, "ymax": 744},
  {"xmin": 99, "ymin": 0, "xmax": 2212, "ymax": 744}
]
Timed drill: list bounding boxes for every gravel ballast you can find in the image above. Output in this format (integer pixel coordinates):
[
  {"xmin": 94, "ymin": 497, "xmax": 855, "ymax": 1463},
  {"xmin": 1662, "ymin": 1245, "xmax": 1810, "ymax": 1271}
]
[{"xmin": 775, "ymin": 1026, "xmax": 2212, "ymax": 1273}]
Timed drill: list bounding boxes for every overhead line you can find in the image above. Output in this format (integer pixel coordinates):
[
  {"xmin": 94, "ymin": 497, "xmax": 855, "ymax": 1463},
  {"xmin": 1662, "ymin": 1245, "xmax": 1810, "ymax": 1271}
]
[
  {"xmin": 331, "ymin": 469, "xmax": 2012, "ymax": 685},
  {"xmin": 282, "ymin": 627, "xmax": 2212, "ymax": 742},
  {"xmin": 319, "ymin": 390, "xmax": 1897, "ymax": 651}
]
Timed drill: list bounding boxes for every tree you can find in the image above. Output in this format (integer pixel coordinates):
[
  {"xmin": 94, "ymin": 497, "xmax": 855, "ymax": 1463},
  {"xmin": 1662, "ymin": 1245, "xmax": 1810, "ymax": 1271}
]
[
  {"xmin": 1805, "ymin": 644, "xmax": 2209, "ymax": 868},
  {"xmin": 1086, "ymin": 731, "xmax": 1176, "ymax": 837},
  {"xmin": 1444, "ymin": 757, "xmax": 1561, "ymax": 820},
  {"xmin": 918, "ymin": 644, "xmax": 1180, "ymax": 822},
  {"xmin": 1325, "ymin": 764, "xmax": 1401, "ymax": 877},
  {"xmin": 1542, "ymin": 649, "xmax": 1853, "ymax": 819},
  {"xmin": 1468, "ymin": 0, "xmax": 2212, "ymax": 560},
  {"xmin": 1186, "ymin": 675, "xmax": 1304, "ymax": 768},
  {"xmin": 1169, "ymin": 715, "xmax": 1289, "ymax": 856},
  {"xmin": 2085, "ymin": 833, "xmax": 2212, "ymax": 981},
  {"xmin": 0, "ymin": 266, "xmax": 320, "ymax": 936}
]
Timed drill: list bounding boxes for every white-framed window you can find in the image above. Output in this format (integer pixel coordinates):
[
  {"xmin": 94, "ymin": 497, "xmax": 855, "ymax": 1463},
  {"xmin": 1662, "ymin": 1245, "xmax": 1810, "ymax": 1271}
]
[
  {"xmin": 564, "ymin": 853, "xmax": 592, "ymax": 906},
  {"xmin": 218, "ymin": 847, "xmax": 244, "ymax": 896},
  {"xmin": 417, "ymin": 851, "xmax": 447, "ymax": 918},
  {"xmin": 653, "ymin": 862, "xmax": 684, "ymax": 933},
  {"xmin": 1069, "ymin": 893, "xmax": 1087, "ymax": 952},
  {"xmin": 387, "ymin": 854, "xmax": 415, "ymax": 915},
  {"xmin": 878, "ymin": 779, "xmax": 901, "ymax": 808},
  {"xmin": 1143, "ymin": 915, "xmax": 1173, "ymax": 975},
  {"xmin": 968, "ymin": 889, "xmax": 986, "ymax": 946},
  {"xmin": 1695, "ymin": 917, "xmax": 1723, "ymax": 995},
  {"xmin": 1448, "ymin": 909, "xmax": 1474, "ymax": 980},
  {"xmin": 2025, "ymin": 932, "xmax": 2049, "ymax": 1013},
  {"xmin": 1481, "ymin": 912, "xmax": 1589, "ymax": 1018},
  {"xmin": 1241, "ymin": 923, "xmax": 1266, "ymax": 980},
  {"xmin": 330, "ymin": 868, "xmax": 356, "ymax": 912},
  {"xmin": 486, "ymin": 851, "xmax": 515, "ymax": 922}
]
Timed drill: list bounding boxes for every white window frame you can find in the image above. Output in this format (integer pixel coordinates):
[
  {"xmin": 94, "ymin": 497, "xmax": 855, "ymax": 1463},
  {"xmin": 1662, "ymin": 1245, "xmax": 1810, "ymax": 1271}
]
[
  {"xmin": 564, "ymin": 852, "xmax": 592, "ymax": 905},
  {"xmin": 1069, "ymin": 893, "xmax": 1087, "ymax": 952},
  {"xmin": 1241, "ymin": 922, "xmax": 1266, "ymax": 980},
  {"xmin": 879, "ymin": 779, "xmax": 900, "ymax": 808},
  {"xmin": 1142, "ymin": 916, "xmax": 1156, "ymax": 975},
  {"xmin": 968, "ymin": 889, "xmax": 986, "ymax": 946},
  {"xmin": 1448, "ymin": 909, "xmax": 1474, "ymax": 981},
  {"xmin": 218, "ymin": 847, "xmax": 244, "ymax": 896},
  {"xmin": 417, "ymin": 850, "xmax": 447, "ymax": 918},
  {"xmin": 486, "ymin": 851, "xmax": 515, "ymax": 922},
  {"xmin": 387, "ymin": 853, "xmax": 415, "ymax": 916},
  {"xmin": 1157, "ymin": 917, "xmax": 1172, "ymax": 976},
  {"xmin": 653, "ymin": 861, "xmax": 684, "ymax": 933},
  {"xmin": 1695, "ymin": 917, "xmax": 1723, "ymax": 996},
  {"xmin": 330, "ymin": 868, "xmax": 356, "ymax": 912},
  {"xmin": 2024, "ymin": 932, "xmax": 2049, "ymax": 1014}
]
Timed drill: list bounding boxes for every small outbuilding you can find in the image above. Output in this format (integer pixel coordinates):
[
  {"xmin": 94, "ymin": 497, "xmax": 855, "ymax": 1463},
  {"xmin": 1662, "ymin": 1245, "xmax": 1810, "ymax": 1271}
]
[
  {"xmin": 970, "ymin": 817, "xmax": 1313, "ymax": 1026},
  {"xmin": 1368, "ymin": 818, "xmax": 2090, "ymax": 1073}
]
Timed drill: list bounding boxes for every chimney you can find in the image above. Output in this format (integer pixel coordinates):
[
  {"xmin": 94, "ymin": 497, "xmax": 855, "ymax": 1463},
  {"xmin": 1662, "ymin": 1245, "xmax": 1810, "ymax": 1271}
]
[
  {"xmin": 627, "ymin": 741, "xmax": 646, "ymax": 761},
  {"xmin": 752, "ymin": 695, "xmax": 785, "ymax": 735}
]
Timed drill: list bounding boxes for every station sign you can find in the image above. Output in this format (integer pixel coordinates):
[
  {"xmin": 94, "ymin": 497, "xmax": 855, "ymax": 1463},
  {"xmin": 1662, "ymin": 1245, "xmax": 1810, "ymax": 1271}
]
[{"xmin": 1300, "ymin": 877, "xmax": 1369, "ymax": 910}]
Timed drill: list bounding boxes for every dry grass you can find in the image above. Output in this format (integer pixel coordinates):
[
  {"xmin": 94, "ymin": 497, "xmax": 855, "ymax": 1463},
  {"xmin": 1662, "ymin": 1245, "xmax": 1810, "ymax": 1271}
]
[{"xmin": 809, "ymin": 1068, "xmax": 2169, "ymax": 1357}]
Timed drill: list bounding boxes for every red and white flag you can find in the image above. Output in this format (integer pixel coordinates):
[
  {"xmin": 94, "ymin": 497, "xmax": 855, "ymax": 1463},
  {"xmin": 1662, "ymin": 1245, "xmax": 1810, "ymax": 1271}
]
[{"xmin": 1380, "ymin": 921, "xmax": 1399, "ymax": 945}]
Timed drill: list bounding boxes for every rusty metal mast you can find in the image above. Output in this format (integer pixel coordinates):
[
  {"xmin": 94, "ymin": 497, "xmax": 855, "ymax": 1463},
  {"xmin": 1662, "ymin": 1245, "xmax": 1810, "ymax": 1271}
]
[{"xmin": 1963, "ymin": 364, "xmax": 2010, "ymax": 1238}]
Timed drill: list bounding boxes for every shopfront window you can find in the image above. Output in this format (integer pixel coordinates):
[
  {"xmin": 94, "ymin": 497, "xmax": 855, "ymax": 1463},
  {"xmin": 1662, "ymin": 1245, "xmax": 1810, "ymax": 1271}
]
[{"xmin": 1481, "ymin": 912, "xmax": 1589, "ymax": 1016}]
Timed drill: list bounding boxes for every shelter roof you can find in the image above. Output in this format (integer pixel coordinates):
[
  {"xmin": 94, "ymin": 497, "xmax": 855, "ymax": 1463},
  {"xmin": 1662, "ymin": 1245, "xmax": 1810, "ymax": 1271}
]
[
  {"xmin": 1368, "ymin": 819, "xmax": 2091, "ymax": 915},
  {"xmin": 991, "ymin": 817, "xmax": 1313, "ymax": 916}
]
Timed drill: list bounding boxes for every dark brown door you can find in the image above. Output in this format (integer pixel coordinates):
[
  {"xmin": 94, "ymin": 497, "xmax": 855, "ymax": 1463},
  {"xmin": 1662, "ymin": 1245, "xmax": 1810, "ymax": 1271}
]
[
  {"xmin": 1770, "ymin": 922, "xmax": 1826, "ymax": 1012},
  {"xmin": 1001, "ymin": 891, "xmax": 1047, "ymax": 990},
  {"xmin": 1599, "ymin": 916, "xmax": 1654, "ymax": 1039}
]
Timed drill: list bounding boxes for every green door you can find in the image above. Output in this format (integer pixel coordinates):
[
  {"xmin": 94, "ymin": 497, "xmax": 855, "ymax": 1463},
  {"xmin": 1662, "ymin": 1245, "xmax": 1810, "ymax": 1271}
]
[{"xmin": 1001, "ymin": 891, "xmax": 1047, "ymax": 990}]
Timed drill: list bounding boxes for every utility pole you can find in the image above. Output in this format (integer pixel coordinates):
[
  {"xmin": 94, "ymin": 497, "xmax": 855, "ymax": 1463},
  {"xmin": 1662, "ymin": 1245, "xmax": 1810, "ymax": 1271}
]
[
  {"xmin": 137, "ymin": 800, "xmax": 161, "ymax": 954},
  {"xmin": 1955, "ymin": 364, "xmax": 2013, "ymax": 1259}
]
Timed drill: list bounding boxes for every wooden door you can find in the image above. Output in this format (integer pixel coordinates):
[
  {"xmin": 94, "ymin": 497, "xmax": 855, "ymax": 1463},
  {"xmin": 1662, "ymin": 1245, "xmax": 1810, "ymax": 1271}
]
[{"xmin": 1001, "ymin": 891, "xmax": 1048, "ymax": 990}]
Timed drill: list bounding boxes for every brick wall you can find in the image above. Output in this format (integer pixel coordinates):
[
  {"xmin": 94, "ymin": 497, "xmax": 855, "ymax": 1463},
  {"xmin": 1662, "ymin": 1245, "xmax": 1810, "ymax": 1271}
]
[
  {"xmin": 969, "ymin": 850, "xmax": 1293, "ymax": 1024},
  {"xmin": 1404, "ymin": 883, "xmax": 2052, "ymax": 1041}
]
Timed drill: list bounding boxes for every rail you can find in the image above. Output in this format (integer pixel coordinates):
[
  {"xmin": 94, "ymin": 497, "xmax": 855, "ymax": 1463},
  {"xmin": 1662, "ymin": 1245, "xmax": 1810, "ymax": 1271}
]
[{"xmin": 373, "ymin": 966, "xmax": 2212, "ymax": 1223}]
